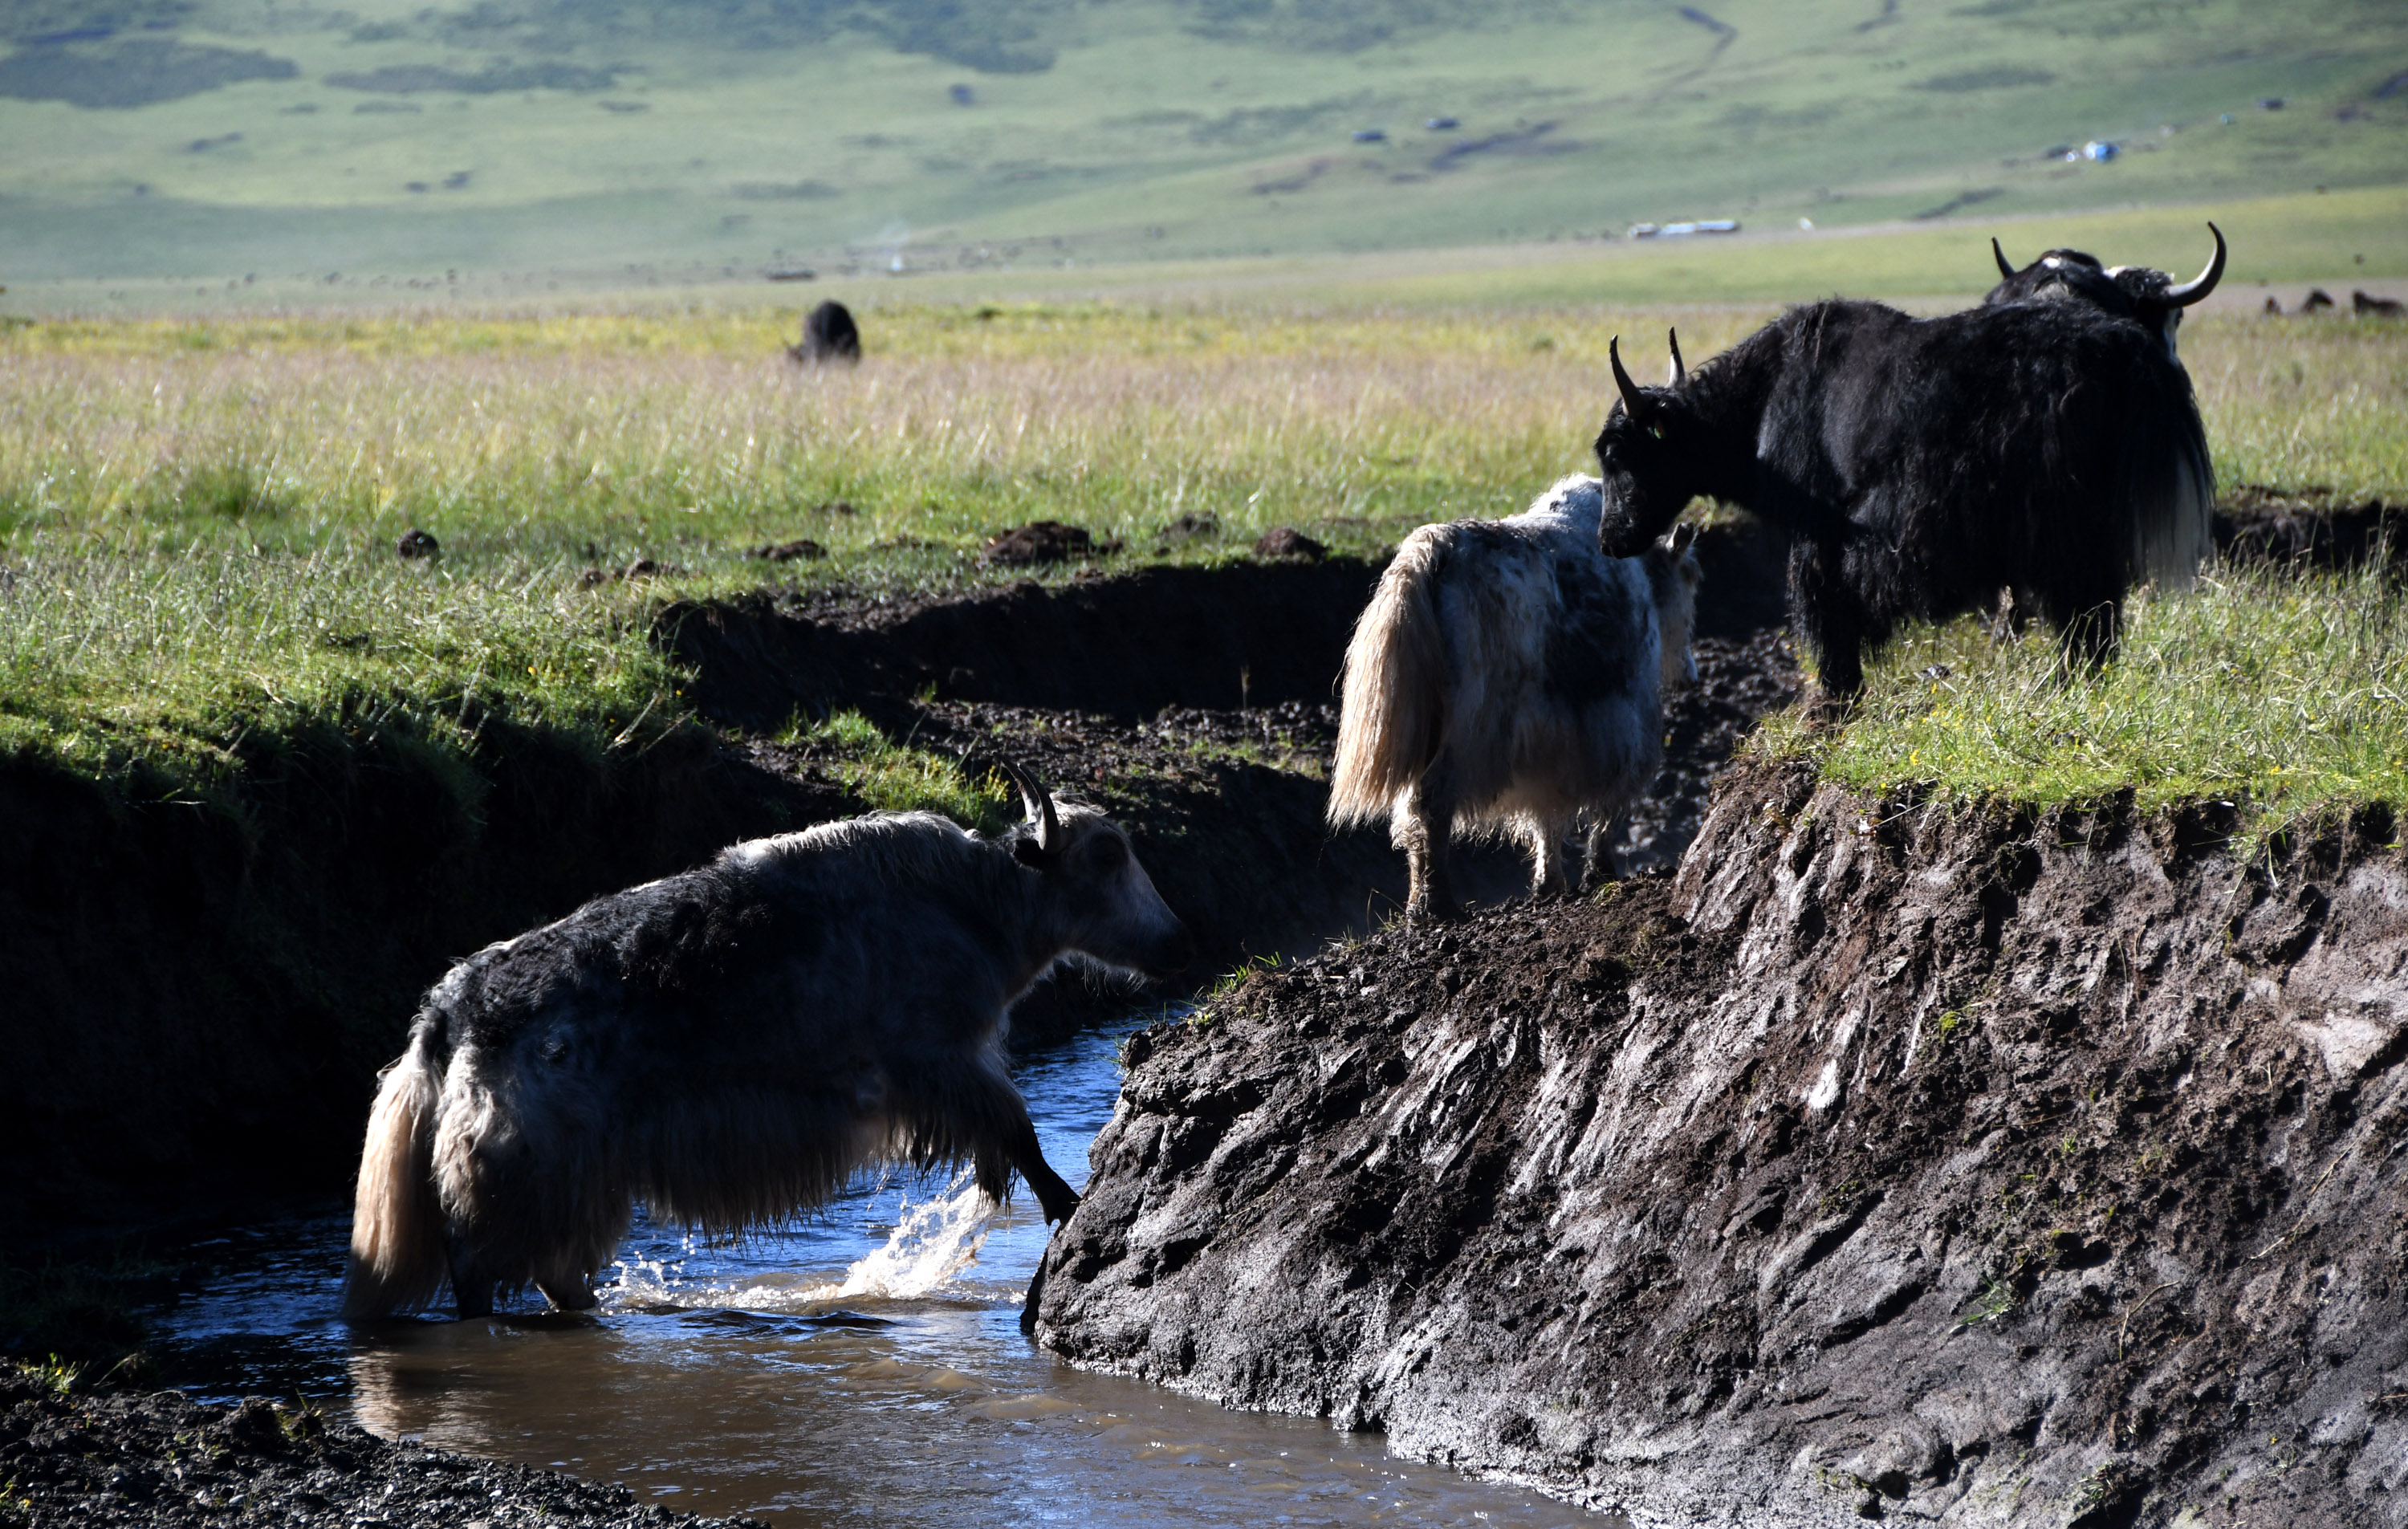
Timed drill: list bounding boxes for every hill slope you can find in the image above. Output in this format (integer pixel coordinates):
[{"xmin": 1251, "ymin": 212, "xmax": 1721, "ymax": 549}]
[{"xmin": 2, "ymin": 0, "xmax": 2406, "ymax": 286}]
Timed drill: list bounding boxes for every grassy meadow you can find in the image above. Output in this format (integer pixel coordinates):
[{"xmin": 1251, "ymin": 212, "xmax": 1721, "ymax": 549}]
[{"xmin": 2, "ymin": 283, "xmax": 2405, "ymax": 834}]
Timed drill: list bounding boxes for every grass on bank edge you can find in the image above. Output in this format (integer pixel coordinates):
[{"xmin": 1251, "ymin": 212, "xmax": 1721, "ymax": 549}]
[
  {"xmin": 1755, "ymin": 555, "xmax": 2408, "ymax": 849},
  {"xmin": 0, "ymin": 546, "xmax": 688, "ymax": 815}
]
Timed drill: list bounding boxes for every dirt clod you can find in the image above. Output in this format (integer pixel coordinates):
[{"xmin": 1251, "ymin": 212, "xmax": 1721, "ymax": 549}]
[
  {"xmin": 750, "ymin": 538, "xmax": 828, "ymax": 562},
  {"xmin": 981, "ymin": 521, "xmax": 1121, "ymax": 565},
  {"xmin": 1251, "ymin": 526, "xmax": 1327, "ymax": 561}
]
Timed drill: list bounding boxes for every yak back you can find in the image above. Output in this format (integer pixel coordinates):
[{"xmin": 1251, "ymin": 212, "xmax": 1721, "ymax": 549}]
[
  {"xmin": 1712, "ymin": 299, "xmax": 2210, "ymax": 624},
  {"xmin": 424, "ymin": 812, "xmax": 1039, "ymax": 1063}
]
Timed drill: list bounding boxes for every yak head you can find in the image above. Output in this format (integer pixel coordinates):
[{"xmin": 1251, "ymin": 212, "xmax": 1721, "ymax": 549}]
[
  {"xmin": 1593, "ymin": 328, "xmax": 1707, "ymax": 559},
  {"xmin": 990, "ymin": 759, "xmax": 1195, "ymax": 981},
  {"xmin": 1985, "ymin": 222, "xmax": 2224, "ymax": 361},
  {"xmin": 1645, "ymin": 522, "xmax": 1704, "ymax": 693}
]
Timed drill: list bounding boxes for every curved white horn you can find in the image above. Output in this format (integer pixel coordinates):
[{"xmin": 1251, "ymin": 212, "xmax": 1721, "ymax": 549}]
[
  {"xmin": 1666, "ymin": 327, "xmax": 1686, "ymax": 387},
  {"xmin": 2163, "ymin": 222, "xmax": 2226, "ymax": 307},
  {"xmin": 987, "ymin": 756, "xmax": 1063, "ymax": 854}
]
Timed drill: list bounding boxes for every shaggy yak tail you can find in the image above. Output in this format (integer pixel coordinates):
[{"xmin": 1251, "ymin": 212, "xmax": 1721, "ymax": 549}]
[
  {"xmin": 340, "ymin": 1024, "xmax": 448, "ymax": 1320},
  {"xmin": 1328, "ymin": 530, "xmax": 1448, "ymax": 829}
]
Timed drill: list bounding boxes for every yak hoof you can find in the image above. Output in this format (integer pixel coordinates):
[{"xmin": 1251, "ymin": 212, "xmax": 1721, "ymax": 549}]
[
  {"xmin": 538, "ymin": 1279, "xmax": 598, "ymax": 1312},
  {"xmin": 1040, "ymin": 1191, "xmax": 1081, "ymax": 1226}
]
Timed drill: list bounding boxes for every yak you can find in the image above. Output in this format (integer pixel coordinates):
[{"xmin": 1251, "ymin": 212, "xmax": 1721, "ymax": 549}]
[
  {"xmin": 1329, "ymin": 476, "xmax": 1701, "ymax": 923},
  {"xmin": 790, "ymin": 299, "xmax": 862, "ymax": 364},
  {"xmin": 1592, "ymin": 303, "xmax": 2211, "ymax": 700},
  {"xmin": 341, "ymin": 764, "xmax": 1192, "ymax": 1320},
  {"xmin": 1985, "ymin": 222, "xmax": 2225, "ymax": 360}
]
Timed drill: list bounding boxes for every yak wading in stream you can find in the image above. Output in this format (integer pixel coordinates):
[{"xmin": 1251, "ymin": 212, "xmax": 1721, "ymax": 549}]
[
  {"xmin": 1592, "ymin": 295, "xmax": 2213, "ymax": 701},
  {"xmin": 341, "ymin": 765, "xmax": 1194, "ymax": 1320},
  {"xmin": 1328, "ymin": 475, "xmax": 1702, "ymax": 923}
]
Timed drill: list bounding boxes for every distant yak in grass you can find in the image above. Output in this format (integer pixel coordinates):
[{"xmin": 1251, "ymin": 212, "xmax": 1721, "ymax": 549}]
[
  {"xmin": 1986, "ymin": 222, "xmax": 2226, "ymax": 360},
  {"xmin": 790, "ymin": 299, "xmax": 861, "ymax": 364},
  {"xmin": 1329, "ymin": 477, "xmax": 1701, "ymax": 922},
  {"xmin": 342, "ymin": 766, "xmax": 1192, "ymax": 1320},
  {"xmin": 1593, "ymin": 303, "xmax": 2211, "ymax": 700}
]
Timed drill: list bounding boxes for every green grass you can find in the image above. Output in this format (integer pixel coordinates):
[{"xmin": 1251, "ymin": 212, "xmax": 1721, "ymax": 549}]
[
  {"xmin": 2, "ymin": 0, "xmax": 2404, "ymax": 286},
  {"xmin": 777, "ymin": 709, "xmax": 1015, "ymax": 830},
  {"xmin": 1758, "ymin": 557, "xmax": 2408, "ymax": 840},
  {"xmin": 0, "ymin": 544, "xmax": 684, "ymax": 807}
]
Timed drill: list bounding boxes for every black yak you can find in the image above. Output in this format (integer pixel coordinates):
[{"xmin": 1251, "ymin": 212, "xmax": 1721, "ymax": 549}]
[
  {"xmin": 342, "ymin": 766, "xmax": 1193, "ymax": 1320},
  {"xmin": 2356, "ymin": 291, "xmax": 2405, "ymax": 318},
  {"xmin": 790, "ymin": 299, "xmax": 861, "ymax": 364},
  {"xmin": 1592, "ymin": 303, "xmax": 2212, "ymax": 699},
  {"xmin": 1329, "ymin": 477, "xmax": 1702, "ymax": 922},
  {"xmin": 1986, "ymin": 222, "xmax": 2225, "ymax": 360}
]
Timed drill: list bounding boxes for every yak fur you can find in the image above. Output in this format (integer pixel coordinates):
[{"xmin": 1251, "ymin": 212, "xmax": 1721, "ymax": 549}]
[
  {"xmin": 1328, "ymin": 475, "xmax": 1701, "ymax": 922},
  {"xmin": 343, "ymin": 802, "xmax": 1192, "ymax": 1320}
]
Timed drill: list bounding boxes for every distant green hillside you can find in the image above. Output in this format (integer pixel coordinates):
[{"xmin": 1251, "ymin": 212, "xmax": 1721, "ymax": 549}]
[{"xmin": 2, "ymin": 0, "xmax": 2404, "ymax": 283}]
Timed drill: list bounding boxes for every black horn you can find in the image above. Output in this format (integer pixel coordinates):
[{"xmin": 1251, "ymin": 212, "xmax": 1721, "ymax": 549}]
[
  {"xmin": 2162, "ymin": 222, "xmax": 2226, "ymax": 307},
  {"xmin": 1991, "ymin": 236, "xmax": 2015, "ymax": 279},
  {"xmin": 1609, "ymin": 335, "xmax": 1649, "ymax": 419},
  {"xmin": 1666, "ymin": 327, "xmax": 1686, "ymax": 387}
]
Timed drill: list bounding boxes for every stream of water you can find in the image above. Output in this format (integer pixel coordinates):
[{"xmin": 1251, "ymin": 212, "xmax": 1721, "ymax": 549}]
[{"xmin": 147, "ymin": 1017, "xmax": 1617, "ymax": 1527}]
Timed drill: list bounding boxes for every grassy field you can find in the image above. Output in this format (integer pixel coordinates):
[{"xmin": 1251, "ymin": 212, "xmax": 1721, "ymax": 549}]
[
  {"xmin": 3, "ymin": 0, "xmax": 2405, "ymax": 285},
  {"xmin": 3, "ymin": 288, "xmax": 2405, "ymax": 833}
]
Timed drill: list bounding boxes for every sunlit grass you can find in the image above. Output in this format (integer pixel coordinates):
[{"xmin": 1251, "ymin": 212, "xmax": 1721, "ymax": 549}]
[
  {"xmin": 775, "ymin": 709, "xmax": 1014, "ymax": 831},
  {"xmin": 1759, "ymin": 556, "xmax": 2408, "ymax": 836},
  {"xmin": 0, "ymin": 546, "xmax": 681, "ymax": 800}
]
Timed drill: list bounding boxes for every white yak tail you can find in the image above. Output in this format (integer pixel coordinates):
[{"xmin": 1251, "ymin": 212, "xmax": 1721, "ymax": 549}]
[
  {"xmin": 340, "ymin": 1024, "xmax": 448, "ymax": 1320},
  {"xmin": 1328, "ymin": 529, "xmax": 1449, "ymax": 829}
]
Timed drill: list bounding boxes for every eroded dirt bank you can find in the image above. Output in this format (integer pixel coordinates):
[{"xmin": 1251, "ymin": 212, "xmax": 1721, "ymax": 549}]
[{"xmin": 1034, "ymin": 762, "xmax": 2408, "ymax": 1527}]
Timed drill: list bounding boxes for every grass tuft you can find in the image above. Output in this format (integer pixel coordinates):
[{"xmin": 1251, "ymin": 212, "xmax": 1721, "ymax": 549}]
[
  {"xmin": 779, "ymin": 709, "xmax": 1015, "ymax": 832},
  {"xmin": 1758, "ymin": 555, "xmax": 2408, "ymax": 841}
]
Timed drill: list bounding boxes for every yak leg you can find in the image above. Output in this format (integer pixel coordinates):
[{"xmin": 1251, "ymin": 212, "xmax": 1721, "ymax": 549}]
[
  {"xmin": 1585, "ymin": 811, "xmax": 1627, "ymax": 888},
  {"xmin": 535, "ymin": 1261, "xmax": 597, "ymax": 1313},
  {"xmin": 446, "ymin": 1238, "xmax": 494, "ymax": 1320},
  {"xmin": 1791, "ymin": 537, "xmax": 1865, "ymax": 704},
  {"xmin": 1003, "ymin": 1112, "xmax": 1080, "ymax": 1226},
  {"xmin": 1527, "ymin": 818, "xmax": 1584, "ymax": 898},
  {"xmin": 1401, "ymin": 767, "xmax": 1463, "ymax": 922}
]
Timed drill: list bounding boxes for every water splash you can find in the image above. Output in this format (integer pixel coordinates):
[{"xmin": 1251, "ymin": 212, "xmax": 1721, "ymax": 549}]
[
  {"xmin": 599, "ymin": 1172, "xmax": 1000, "ymax": 1312},
  {"xmin": 803, "ymin": 1171, "xmax": 997, "ymax": 1301}
]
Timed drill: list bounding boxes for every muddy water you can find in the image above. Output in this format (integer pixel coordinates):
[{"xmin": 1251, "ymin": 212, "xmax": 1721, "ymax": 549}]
[{"xmin": 148, "ymin": 1019, "xmax": 1615, "ymax": 1527}]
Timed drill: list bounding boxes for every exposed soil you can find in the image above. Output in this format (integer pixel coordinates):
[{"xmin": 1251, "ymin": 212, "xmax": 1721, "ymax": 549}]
[
  {"xmin": 2215, "ymin": 484, "xmax": 2406, "ymax": 574},
  {"xmin": 1034, "ymin": 761, "xmax": 2408, "ymax": 1526},
  {"xmin": 0, "ymin": 1367, "xmax": 763, "ymax": 1528}
]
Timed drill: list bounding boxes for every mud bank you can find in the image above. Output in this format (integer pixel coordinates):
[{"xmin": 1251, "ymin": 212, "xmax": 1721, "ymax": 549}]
[
  {"xmin": 0, "ymin": 1366, "xmax": 763, "ymax": 1528},
  {"xmin": 1035, "ymin": 762, "xmax": 2408, "ymax": 1527}
]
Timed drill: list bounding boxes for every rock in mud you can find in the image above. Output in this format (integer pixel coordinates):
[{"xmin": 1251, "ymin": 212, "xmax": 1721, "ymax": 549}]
[
  {"xmin": 1035, "ymin": 762, "xmax": 2408, "ymax": 1526},
  {"xmin": 0, "ymin": 1366, "xmax": 764, "ymax": 1527}
]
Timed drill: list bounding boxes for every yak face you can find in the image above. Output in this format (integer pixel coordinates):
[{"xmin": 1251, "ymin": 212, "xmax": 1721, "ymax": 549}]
[
  {"xmin": 1019, "ymin": 806, "xmax": 1195, "ymax": 980},
  {"xmin": 1593, "ymin": 396, "xmax": 1707, "ymax": 559}
]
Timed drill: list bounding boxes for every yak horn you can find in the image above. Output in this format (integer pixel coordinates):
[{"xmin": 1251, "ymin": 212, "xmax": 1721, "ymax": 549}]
[
  {"xmin": 1991, "ymin": 236, "xmax": 2015, "ymax": 279},
  {"xmin": 1609, "ymin": 335, "xmax": 1648, "ymax": 419},
  {"xmin": 986, "ymin": 755, "xmax": 1063, "ymax": 855},
  {"xmin": 2163, "ymin": 222, "xmax": 2226, "ymax": 307},
  {"xmin": 1666, "ymin": 327, "xmax": 1686, "ymax": 387}
]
